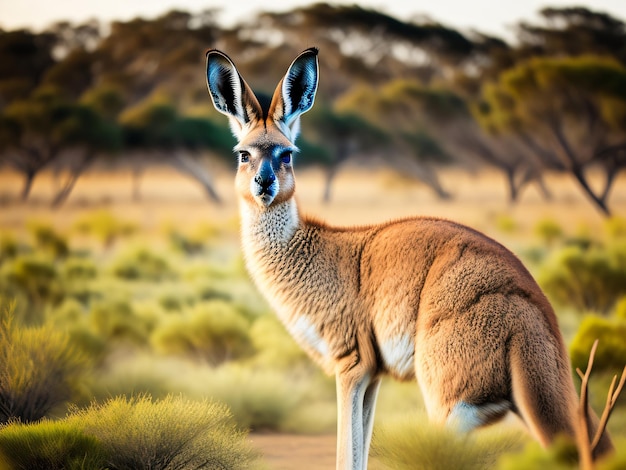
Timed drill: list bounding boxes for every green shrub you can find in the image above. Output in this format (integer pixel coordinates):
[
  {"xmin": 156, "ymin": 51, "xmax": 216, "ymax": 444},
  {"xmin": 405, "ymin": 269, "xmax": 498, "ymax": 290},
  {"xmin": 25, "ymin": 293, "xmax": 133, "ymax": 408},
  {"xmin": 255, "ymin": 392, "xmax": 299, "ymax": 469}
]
[
  {"xmin": 151, "ymin": 300, "xmax": 253, "ymax": 364},
  {"xmin": 371, "ymin": 412, "xmax": 526, "ymax": 470},
  {"xmin": 569, "ymin": 315, "xmax": 626, "ymax": 373},
  {"xmin": 497, "ymin": 436, "xmax": 578, "ymax": 470},
  {"xmin": 89, "ymin": 299, "xmax": 150, "ymax": 345},
  {"xmin": 615, "ymin": 297, "xmax": 626, "ymax": 320},
  {"xmin": 27, "ymin": 221, "xmax": 69, "ymax": 259},
  {"xmin": 604, "ymin": 216, "xmax": 626, "ymax": 240},
  {"xmin": 1, "ymin": 254, "xmax": 61, "ymax": 316},
  {"xmin": 197, "ymin": 365, "xmax": 307, "ymax": 432},
  {"xmin": 249, "ymin": 314, "xmax": 308, "ymax": 368},
  {"xmin": 110, "ymin": 247, "xmax": 174, "ymax": 281},
  {"xmin": 73, "ymin": 209, "xmax": 136, "ymax": 246},
  {"xmin": 0, "ymin": 419, "xmax": 105, "ymax": 470},
  {"xmin": 65, "ymin": 395, "xmax": 259, "ymax": 470},
  {"xmin": 534, "ymin": 218, "xmax": 564, "ymax": 247},
  {"xmin": 61, "ymin": 256, "xmax": 98, "ymax": 281},
  {"xmin": 0, "ymin": 234, "xmax": 18, "ymax": 262},
  {"xmin": 598, "ymin": 438, "xmax": 626, "ymax": 470},
  {"xmin": 537, "ymin": 244, "xmax": 626, "ymax": 313},
  {"xmin": 0, "ymin": 304, "xmax": 89, "ymax": 423},
  {"xmin": 495, "ymin": 214, "xmax": 518, "ymax": 234}
]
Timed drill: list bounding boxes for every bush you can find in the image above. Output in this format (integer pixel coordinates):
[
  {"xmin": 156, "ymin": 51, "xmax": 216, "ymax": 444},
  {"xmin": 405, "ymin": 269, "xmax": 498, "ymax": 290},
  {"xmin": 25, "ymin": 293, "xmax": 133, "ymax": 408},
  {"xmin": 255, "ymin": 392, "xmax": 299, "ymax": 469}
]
[
  {"xmin": 534, "ymin": 218, "xmax": 563, "ymax": 247},
  {"xmin": 27, "ymin": 222, "xmax": 69, "ymax": 259},
  {"xmin": 0, "ymin": 234, "xmax": 18, "ymax": 262},
  {"xmin": 1, "ymin": 254, "xmax": 61, "ymax": 316},
  {"xmin": 197, "ymin": 365, "xmax": 308, "ymax": 432},
  {"xmin": 604, "ymin": 216, "xmax": 626, "ymax": 240},
  {"xmin": 537, "ymin": 244, "xmax": 626, "ymax": 313},
  {"xmin": 73, "ymin": 209, "xmax": 136, "ymax": 247},
  {"xmin": 110, "ymin": 247, "xmax": 174, "ymax": 281},
  {"xmin": 497, "ymin": 436, "xmax": 578, "ymax": 470},
  {"xmin": 371, "ymin": 412, "xmax": 526, "ymax": 470},
  {"xmin": 151, "ymin": 300, "xmax": 253, "ymax": 364},
  {"xmin": 61, "ymin": 256, "xmax": 98, "ymax": 281},
  {"xmin": 569, "ymin": 315, "xmax": 626, "ymax": 373},
  {"xmin": 65, "ymin": 395, "xmax": 259, "ymax": 470},
  {"xmin": 0, "ymin": 304, "xmax": 89, "ymax": 423},
  {"xmin": 249, "ymin": 314, "xmax": 308, "ymax": 368},
  {"xmin": 0, "ymin": 419, "xmax": 105, "ymax": 470},
  {"xmin": 615, "ymin": 297, "xmax": 626, "ymax": 320},
  {"xmin": 89, "ymin": 299, "xmax": 151, "ymax": 345}
]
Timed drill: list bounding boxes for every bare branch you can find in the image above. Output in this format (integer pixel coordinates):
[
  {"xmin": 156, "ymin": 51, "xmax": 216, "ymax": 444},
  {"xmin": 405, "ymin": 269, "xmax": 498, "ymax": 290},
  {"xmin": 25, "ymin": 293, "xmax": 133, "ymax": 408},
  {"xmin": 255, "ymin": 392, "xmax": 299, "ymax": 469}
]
[
  {"xmin": 591, "ymin": 364, "xmax": 626, "ymax": 452},
  {"xmin": 576, "ymin": 338, "xmax": 598, "ymax": 470}
]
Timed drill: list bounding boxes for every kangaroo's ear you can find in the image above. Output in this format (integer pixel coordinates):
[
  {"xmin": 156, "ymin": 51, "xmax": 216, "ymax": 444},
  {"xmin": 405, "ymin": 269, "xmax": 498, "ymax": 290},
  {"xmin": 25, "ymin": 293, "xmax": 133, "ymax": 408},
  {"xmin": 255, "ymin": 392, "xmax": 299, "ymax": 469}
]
[
  {"xmin": 206, "ymin": 49, "xmax": 263, "ymax": 138},
  {"xmin": 269, "ymin": 47, "xmax": 319, "ymax": 140}
]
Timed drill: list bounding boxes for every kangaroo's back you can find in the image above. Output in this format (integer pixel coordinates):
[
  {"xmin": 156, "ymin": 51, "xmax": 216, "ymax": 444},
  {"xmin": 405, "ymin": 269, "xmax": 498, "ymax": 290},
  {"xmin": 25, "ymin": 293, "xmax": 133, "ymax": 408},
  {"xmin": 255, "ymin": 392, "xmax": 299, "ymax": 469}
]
[{"xmin": 205, "ymin": 47, "xmax": 614, "ymax": 470}]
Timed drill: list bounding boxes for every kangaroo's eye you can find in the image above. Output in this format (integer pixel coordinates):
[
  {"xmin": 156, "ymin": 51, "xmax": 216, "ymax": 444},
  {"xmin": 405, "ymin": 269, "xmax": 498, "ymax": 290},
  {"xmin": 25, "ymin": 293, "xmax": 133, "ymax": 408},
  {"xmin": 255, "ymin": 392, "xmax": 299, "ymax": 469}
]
[
  {"xmin": 239, "ymin": 151, "xmax": 250, "ymax": 163},
  {"xmin": 280, "ymin": 152, "xmax": 292, "ymax": 165}
]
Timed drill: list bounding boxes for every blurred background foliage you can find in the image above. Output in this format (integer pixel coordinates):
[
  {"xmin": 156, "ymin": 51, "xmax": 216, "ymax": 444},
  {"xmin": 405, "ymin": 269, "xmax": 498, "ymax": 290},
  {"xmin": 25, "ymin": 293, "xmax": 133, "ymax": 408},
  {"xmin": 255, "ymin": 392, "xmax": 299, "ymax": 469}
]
[
  {"xmin": 1, "ymin": 2, "xmax": 626, "ymax": 469},
  {"xmin": 0, "ymin": 3, "xmax": 625, "ymax": 214}
]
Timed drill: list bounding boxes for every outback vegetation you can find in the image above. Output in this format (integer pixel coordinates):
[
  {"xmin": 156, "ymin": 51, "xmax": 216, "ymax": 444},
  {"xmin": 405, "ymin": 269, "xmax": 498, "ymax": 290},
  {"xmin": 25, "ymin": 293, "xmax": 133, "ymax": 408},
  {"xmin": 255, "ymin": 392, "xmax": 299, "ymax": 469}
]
[
  {"xmin": 0, "ymin": 2, "xmax": 625, "ymax": 469},
  {"xmin": 1, "ymin": 4, "xmax": 625, "ymax": 214}
]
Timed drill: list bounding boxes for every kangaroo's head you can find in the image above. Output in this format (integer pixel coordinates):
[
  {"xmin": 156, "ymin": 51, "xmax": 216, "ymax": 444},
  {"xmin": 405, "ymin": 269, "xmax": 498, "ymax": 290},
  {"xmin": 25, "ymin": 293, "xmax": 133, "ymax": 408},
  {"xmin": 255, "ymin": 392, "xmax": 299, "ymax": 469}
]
[{"xmin": 206, "ymin": 48, "xmax": 319, "ymax": 209}]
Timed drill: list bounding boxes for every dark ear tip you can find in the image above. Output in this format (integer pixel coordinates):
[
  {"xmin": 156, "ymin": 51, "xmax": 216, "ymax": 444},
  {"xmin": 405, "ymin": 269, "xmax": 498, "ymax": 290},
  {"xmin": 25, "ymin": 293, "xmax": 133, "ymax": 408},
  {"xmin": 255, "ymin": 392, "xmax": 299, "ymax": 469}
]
[{"xmin": 303, "ymin": 47, "xmax": 319, "ymax": 56}]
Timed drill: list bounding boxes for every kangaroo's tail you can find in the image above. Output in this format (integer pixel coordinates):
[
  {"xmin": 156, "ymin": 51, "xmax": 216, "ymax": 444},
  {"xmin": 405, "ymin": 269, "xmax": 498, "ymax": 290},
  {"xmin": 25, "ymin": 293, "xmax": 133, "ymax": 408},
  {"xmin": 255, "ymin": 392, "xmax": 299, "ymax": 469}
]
[{"xmin": 509, "ymin": 331, "xmax": 614, "ymax": 460}]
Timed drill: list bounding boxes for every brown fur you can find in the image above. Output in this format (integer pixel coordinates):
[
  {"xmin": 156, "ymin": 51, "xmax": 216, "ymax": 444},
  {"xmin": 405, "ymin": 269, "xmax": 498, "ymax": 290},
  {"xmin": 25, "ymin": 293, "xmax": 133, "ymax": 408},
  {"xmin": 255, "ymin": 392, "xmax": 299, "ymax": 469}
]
[{"xmin": 206, "ymin": 47, "xmax": 613, "ymax": 470}]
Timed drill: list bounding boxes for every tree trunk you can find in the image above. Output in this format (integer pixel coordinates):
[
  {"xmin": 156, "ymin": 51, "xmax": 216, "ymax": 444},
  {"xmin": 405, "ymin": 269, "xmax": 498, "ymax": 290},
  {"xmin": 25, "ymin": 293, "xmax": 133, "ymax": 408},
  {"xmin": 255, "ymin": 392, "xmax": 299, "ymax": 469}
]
[
  {"xmin": 50, "ymin": 153, "xmax": 93, "ymax": 208},
  {"xmin": 170, "ymin": 152, "xmax": 221, "ymax": 204},
  {"xmin": 572, "ymin": 167, "xmax": 611, "ymax": 216},
  {"xmin": 505, "ymin": 167, "xmax": 518, "ymax": 203},
  {"xmin": 322, "ymin": 164, "xmax": 340, "ymax": 204},
  {"xmin": 132, "ymin": 165, "xmax": 143, "ymax": 202},
  {"xmin": 20, "ymin": 169, "xmax": 36, "ymax": 201},
  {"xmin": 550, "ymin": 120, "xmax": 611, "ymax": 216}
]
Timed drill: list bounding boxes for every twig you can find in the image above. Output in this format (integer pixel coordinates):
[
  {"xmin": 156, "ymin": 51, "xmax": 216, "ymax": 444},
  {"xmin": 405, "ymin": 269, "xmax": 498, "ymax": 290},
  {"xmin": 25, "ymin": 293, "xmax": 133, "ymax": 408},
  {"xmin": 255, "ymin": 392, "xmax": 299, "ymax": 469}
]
[
  {"xmin": 590, "ymin": 364, "xmax": 626, "ymax": 452},
  {"xmin": 575, "ymin": 339, "xmax": 598, "ymax": 470}
]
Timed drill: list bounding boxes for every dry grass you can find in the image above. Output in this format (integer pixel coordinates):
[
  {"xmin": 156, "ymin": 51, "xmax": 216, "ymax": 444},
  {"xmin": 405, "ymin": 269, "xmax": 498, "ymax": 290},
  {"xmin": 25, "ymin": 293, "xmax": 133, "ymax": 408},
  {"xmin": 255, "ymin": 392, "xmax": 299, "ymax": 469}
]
[{"xmin": 1, "ymin": 165, "xmax": 624, "ymax": 242}]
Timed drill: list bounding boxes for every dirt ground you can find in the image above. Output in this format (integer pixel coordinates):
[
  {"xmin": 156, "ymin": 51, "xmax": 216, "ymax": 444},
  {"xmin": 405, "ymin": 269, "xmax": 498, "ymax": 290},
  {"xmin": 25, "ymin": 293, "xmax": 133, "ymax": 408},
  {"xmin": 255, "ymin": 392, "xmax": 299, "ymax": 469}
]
[
  {"xmin": 249, "ymin": 433, "xmax": 338, "ymax": 470},
  {"xmin": 1, "ymin": 164, "xmax": 624, "ymax": 235}
]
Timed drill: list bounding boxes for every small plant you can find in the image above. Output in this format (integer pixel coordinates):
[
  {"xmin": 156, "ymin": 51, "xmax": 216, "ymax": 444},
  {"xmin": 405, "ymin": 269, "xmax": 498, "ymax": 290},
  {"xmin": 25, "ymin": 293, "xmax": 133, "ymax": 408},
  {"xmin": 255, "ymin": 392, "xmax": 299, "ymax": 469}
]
[
  {"xmin": 0, "ymin": 419, "xmax": 106, "ymax": 470},
  {"xmin": 535, "ymin": 217, "xmax": 564, "ymax": 247},
  {"xmin": 574, "ymin": 339, "xmax": 626, "ymax": 470},
  {"xmin": 0, "ymin": 233, "xmax": 18, "ymax": 262},
  {"xmin": 570, "ymin": 316, "xmax": 626, "ymax": 375},
  {"xmin": 0, "ymin": 303, "xmax": 89, "ymax": 424},
  {"xmin": 89, "ymin": 299, "xmax": 151, "ymax": 345},
  {"xmin": 371, "ymin": 412, "xmax": 526, "ymax": 470},
  {"xmin": 110, "ymin": 247, "xmax": 174, "ymax": 281},
  {"xmin": 495, "ymin": 214, "xmax": 518, "ymax": 234},
  {"xmin": 1, "ymin": 254, "xmax": 61, "ymax": 316},
  {"xmin": 65, "ymin": 394, "xmax": 259, "ymax": 470},
  {"xmin": 151, "ymin": 300, "xmax": 253, "ymax": 364},
  {"xmin": 27, "ymin": 221, "xmax": 69, "ymax": 259},
  {"xmin": 538, "ymin": 244, "xmax": 626, "ymax": 313},
  {"xmin": 61, "ymin": 256, "xmax": 98, "ymax": 281},
  {"xmin": 73, "ymin": 209, "xmax": 136, "ymax": 247},
  {"xmin": 604, "ymin": 216, "xmax": 626, "ymax": 240}
]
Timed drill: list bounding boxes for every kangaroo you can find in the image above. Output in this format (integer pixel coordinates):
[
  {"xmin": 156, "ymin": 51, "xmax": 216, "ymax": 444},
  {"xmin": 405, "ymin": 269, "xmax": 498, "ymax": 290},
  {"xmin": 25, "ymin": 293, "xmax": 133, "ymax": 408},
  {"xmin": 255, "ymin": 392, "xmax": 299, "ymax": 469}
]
[{"xmin": 205, "ymin": 47, "xmax": 613, "ymax": 469}]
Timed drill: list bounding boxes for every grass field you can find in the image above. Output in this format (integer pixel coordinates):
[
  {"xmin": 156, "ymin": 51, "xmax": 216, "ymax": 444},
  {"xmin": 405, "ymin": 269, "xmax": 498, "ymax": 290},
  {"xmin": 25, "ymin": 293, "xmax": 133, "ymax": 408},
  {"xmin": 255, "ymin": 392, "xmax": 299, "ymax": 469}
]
[{"xmin": 1, "ymin": 163, "xmax": 625, "ymax": 469}]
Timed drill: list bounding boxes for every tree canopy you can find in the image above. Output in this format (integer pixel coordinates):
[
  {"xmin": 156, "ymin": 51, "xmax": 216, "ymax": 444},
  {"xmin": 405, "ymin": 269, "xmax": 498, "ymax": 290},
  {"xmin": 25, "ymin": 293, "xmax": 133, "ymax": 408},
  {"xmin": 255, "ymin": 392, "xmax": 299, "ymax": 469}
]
[{"xmin": 0, "ymin": 4, "xmax": 624, "ymax": 212}]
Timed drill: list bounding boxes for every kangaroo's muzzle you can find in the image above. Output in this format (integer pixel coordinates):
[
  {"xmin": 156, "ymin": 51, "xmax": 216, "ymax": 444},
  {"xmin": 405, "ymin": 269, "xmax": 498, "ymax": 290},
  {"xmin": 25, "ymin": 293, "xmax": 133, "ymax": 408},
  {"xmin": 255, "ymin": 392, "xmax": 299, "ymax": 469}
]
[{"xmin": 252, "ymin": 159, "xmax": 278, "ymax": 205}]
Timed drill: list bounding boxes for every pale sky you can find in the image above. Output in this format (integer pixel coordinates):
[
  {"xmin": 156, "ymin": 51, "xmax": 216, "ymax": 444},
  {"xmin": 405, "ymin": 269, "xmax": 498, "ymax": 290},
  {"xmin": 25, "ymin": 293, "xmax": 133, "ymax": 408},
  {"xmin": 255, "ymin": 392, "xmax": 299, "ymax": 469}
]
[{"xmin": 1, "ymin": 0, "xmax": 626, "ymax": 42}]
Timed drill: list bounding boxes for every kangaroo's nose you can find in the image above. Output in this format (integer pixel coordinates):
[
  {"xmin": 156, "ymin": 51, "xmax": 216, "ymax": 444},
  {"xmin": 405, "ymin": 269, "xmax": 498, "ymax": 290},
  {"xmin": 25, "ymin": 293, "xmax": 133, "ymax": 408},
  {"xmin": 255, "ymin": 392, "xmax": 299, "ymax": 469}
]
[{"xmin": 255, "ymin": 167, "xmax": 276, "ymax": 192}]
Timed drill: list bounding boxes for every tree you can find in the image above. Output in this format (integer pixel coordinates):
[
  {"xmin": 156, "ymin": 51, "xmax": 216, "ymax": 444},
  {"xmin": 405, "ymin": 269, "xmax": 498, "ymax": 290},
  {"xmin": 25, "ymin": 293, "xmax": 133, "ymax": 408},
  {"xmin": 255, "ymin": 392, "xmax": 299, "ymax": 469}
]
[
  {"xmin": 477, "ymin": 56, "xmax": 626, "ymax": 215},
  {"xmin": 0, "ymin": 86, "xmax": 69, "ymax": 200},
  {"xmin": 0, "ymin": 85, "xmax": 122, "ymax": 205},
  {"xmin": 120, "ymin": 94, "xmax": 232, "ymax": 202}
]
